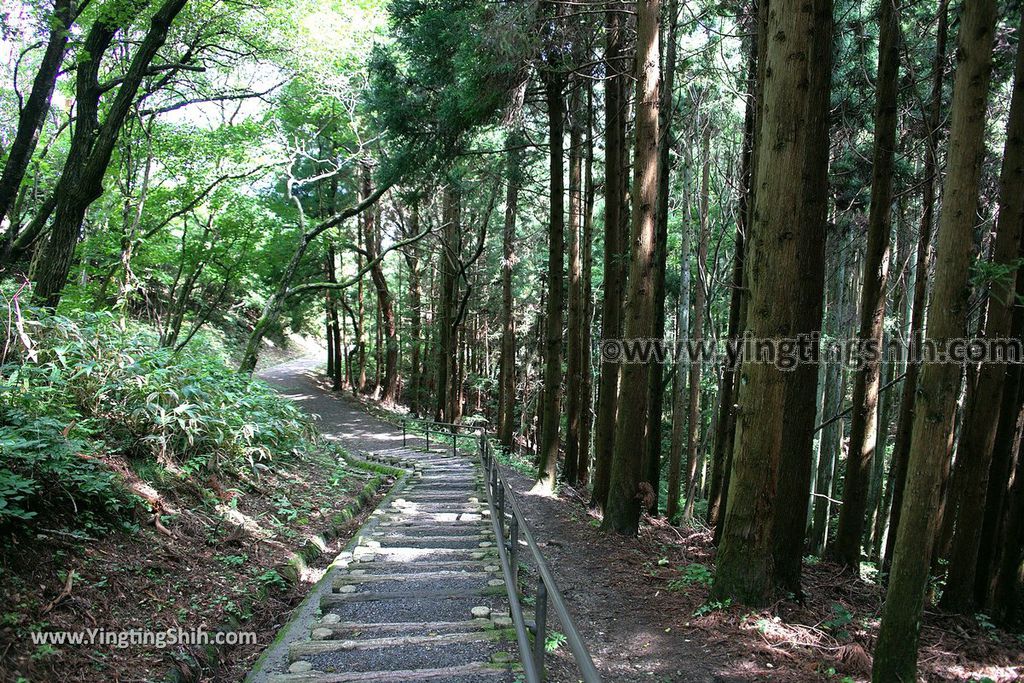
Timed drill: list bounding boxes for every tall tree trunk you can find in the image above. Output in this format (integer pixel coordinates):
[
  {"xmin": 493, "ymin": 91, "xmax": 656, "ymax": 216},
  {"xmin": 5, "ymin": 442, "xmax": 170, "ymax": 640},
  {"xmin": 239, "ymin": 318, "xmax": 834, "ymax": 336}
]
[
  {"xmin": 667, "ymin": 155, "xmax": 691, "ymax": 523},
  {"xmin": 591, "ymin": 2, "xmax": 629, "ymax": 510},
  {"xmin": 602, "ymin": 0, "xmax": 660, "ymax": 535},
  {"xmin": 32, "ymin": 0, "xmax": 190, "ymax": 307},
  {"xmin": 768, "ymin": 0, "xmax": 833, "ymax": 594},
  {"xmin": 0, "ymin": 0, "xmax": 74, "ymax": 238},
  {"xmin": 872, "ymin": 1, "xmax": 998, "ymax": 677},
  {"xmin": 940, "ymin": 16, "xmax": 1024, "ymax": 612},
  {"xmin": 883, "ymin": 0, "xmax": 948, "ymax": 574},
  {"xmin": 579, "ymin": 81, "xmax": 596, "ymax": 487},
  {"xmin": 329, "ymin": 244, "xmax": 343, "ymax": 390},
  {"xmin": 498, "ymin": 134, "xmax": 522, "ymax": 449},
  {"xmin": 682, "ymin": 121, "xmax": 710, "ymax": 522},
  {"xmin": 833, "ymin": 0, "xmax": 900, "ymax": 573},
  {"xmin": 976, "ymin": 276, "xmax": 1024, "ymax": 606},
  {"xmin": 809, "ymin": 229, "xmax": 848, "ymax": 554},
  {"xmin": 534, "ymin": 18, "xmax": 566, "ymax": 493},
  {"xmin": 357, "ymin": 213, "xmax": 368, "ymax": 393},
  {"xmin": 402, "ymin": 204, "xmax": 423, "ymax": 412},
  {"xmin": 565, "ymin": 86, "xmax": 585, "ymax": 487},
  {"xmin": 714, "ymin": 0, "xmax": 763, "ymax": 542},
  {"xmin": 991, "ymin": 425, "xmax": 1023, "ymax": 625},
  {"xmin": 711, "ymin": 0, "xmax": 832, "ymax": 605},
  {"xmin": 643, "ymin": 0, "xmax": 678, "ymax": 513},
  {"xmin": 436, "ymin": 186, "xmax": 459, "ymax": 420},
  {"xmin": 871, "ymin": 204, "xmax": 911, "ymax": 560},
  {"xmin": 326, "ymin": 252, "xmax": 337, "ymax": 381},
  {"xmin": 708, "ymin": 4, "xmax": 756, "ymax": 532},
  {"xmin": 363, "ymin": 172, "xmax": 399, "ymax": 404}
]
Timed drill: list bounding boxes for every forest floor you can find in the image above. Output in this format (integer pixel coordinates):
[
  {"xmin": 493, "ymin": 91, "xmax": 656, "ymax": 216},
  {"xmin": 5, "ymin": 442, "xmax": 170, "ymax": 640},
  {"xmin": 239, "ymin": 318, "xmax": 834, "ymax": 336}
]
[
  {"xmin": 0, "ymin": 446, "xmax": 391, "ymax": 682},
  {"xmin": 503, "ymin": 473, "xmax": 1024, "ymax": 682},
  {"xmin": 353, "ymin": 395, "xmax": 1024, "ymax": 682}
]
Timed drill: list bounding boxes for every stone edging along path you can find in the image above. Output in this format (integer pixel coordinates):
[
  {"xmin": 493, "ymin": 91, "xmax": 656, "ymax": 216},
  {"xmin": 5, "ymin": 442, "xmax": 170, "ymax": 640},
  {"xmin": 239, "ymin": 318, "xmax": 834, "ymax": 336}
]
[
  {"xmin": 246, "ymin": 442, "xmax": 520, "ymax": 683},
  {"xmin": 161, "ymin": 453, "xmax": 405, "ymax": 683}
]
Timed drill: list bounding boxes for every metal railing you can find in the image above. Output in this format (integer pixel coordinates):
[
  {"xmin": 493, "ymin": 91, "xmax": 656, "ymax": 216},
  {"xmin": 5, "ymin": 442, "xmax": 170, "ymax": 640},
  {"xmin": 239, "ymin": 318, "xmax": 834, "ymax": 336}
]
[
  {"xmin": 479, "ymin": 433, "xmax": 601, "ymax": 683},
  {"xmin": 401, "ymin": 418, "xmax": 599, "ymax": 682},
  {"xmin": 401, "ymin": 417, "xmax": 479, "ymax": 456}
]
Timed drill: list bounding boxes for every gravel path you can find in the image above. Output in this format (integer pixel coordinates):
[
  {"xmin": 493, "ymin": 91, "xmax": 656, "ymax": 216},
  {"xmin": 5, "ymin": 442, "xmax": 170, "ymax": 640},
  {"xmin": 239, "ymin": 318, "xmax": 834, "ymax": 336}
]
[{"xmin": 259, "ymin": 357, "xmax": 409, "ymax": 453}]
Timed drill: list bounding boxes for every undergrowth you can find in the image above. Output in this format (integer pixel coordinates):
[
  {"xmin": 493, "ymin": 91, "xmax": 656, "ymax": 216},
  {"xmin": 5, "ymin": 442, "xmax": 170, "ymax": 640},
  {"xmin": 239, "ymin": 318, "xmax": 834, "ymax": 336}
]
[{"xmin": 0, "ymin": 284, "xmax": 316, "ymax": 534}]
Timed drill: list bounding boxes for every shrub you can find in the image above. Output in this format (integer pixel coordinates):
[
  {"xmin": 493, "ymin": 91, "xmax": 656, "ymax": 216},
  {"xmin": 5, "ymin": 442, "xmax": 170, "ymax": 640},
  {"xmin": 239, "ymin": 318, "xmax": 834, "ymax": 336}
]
[{"xmin": 1, "ymin": 287, "xmax": 317, "ymax": 532}]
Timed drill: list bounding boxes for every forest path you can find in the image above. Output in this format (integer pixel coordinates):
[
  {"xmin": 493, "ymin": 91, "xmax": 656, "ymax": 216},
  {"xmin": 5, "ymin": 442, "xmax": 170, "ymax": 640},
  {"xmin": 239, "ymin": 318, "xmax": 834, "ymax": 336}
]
[{"xmin": 251, "ymin": 357, "xmax": 515, "ymax": 682}]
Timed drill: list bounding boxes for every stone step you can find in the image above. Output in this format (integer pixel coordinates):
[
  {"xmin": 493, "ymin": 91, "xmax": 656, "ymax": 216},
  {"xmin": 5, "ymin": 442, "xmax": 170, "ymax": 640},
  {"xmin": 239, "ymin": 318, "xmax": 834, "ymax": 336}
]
[
  {"xmin": 290, "ymin": 630, "xmax": 501, "ymax": 659},
  {"xmin": 333, "ymin": 569, "xmax": 491, "ymax": 586},
  {"xmin": 320, "ymin": 593, "xmax": 506, "ymax": 624},
  {"xmin": 294, "ymin": 639, "xmax": 515, "ymax": 676},
  {"xmin": 399, "ymin": 486, "xmax": 481, "ymax": 494},
  {"xmin": 322, "ymin": 587, "xmax": 498, "ymax": 605},
  {"xmin": 376, "ymin": 518, "xmax": 486, "ymax": 528},
  {"xmin": 361, "ymin": 537, "xmax": 492, "ymax": 550},
  {"xmin": 396, "ymin": 492, "xmax": 482, "ymax": 500},
  {"xmin": 384, "ymin": 513, "xmax": 487, "ymax": 523},
  {"xmin": 370, "ymin": 531, "xmax": 491, "ymax": 542},
  {"xmin": 391, "ymin": 499, "xmax": 483, "ymax": 509},
  {"xmin": 269, "ymin": 661, "xmax": 513, "ymax": 682},
  {"xmin": 334, "ymin": 573, "xmax": 502, "ymax": 596},
  {"xmin": 351, "ymin": 547, "xmax": 497, "ymax": 564},
  {"xmin": 378, "ymin": 512, "xmax": 486, "ymax": 522},
  {"xmin": 309, "ymin": 618, "xmax": 486, "ymax": 637},
  {"xmin": 343, "ymin": 558, "xmax": 493, "ymax": 572}
]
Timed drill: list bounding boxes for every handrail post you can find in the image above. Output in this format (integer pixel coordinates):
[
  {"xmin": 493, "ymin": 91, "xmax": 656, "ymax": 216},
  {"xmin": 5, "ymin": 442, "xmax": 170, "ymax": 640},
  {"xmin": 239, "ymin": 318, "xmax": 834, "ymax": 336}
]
[
  {"xmin": 426, "ymin": 424, "xmax": 430, "ymax": 452},
  {"xmin": 497, "ymin": 485, "xmax": 506, "ymax": 536},
  {"xmin": 534, "ymin": 577, "xmax": 548, "ymax": 680},
  {"xmin": 509, "ymin": 515, "xmax": 519, "ymax": 590},
  {"xmin": 452, "ymin": 429, "xmax": 457, "ymax": 456},
  {"xmin": 402, "ymin": 422, "xmax": 406, "ymax": 447}
]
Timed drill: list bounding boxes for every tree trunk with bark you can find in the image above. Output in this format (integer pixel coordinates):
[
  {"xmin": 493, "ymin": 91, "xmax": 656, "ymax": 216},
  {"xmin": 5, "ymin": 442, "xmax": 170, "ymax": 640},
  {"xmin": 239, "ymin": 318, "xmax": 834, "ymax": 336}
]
[
  {"xmin": 401, "ymin": 203, "xmax": 423, "ymax": 411},
  {"xmin": 682, "ymin": 122, "xmax": 711, "ymax": 523},
  {"xmin": 498, "ymin": 134, "xmax": 522, "ymax": 449},
  {"xmin": 940, "ymin": 17, "xmax": 1024, "ymax": 612},
  {"xmin": 872, "ymin": 1, "xmax": 998, "ymax": 677},
  {"xmin": 768, "ymin": 0, "xmax": 832, "ymax": 594},
  {"xmin": 707, "ymin": 4, "xmax": 756, "ymax": 532},
  {"xmin": 591, "ymin": 3, "xmax": 629, "ymax": 510},
  {"xmin": 602, "ymin": 0, "xmax": 659, "ymax": 535},
  {"xmin": 363, "ymin": 170, "xmax": 399, "ymax": 404},
  {"xmin": 711, "ymin": 0, "xmax": 832, "ymax": 606},
  {"xmin": 833, "ymin": 0, "xmax": 900, "ymax": 573},
  {"xmin": 579, "ymin": 82, "xmax": 596, "ymax": 487},
  {"xmin": 32, "ymin": 0, "xmax": 190, "ymax": 307},
  {"xmin": 0, "ymin": 0, "xmax": 75, "ymax": 237},
  {"xmin": 534, "ymin": 48, "xmax": 566, "ymax": 494},
  {"xmin": 565, "ymin": 86, "xmax": 585, "ymax": 487},
  {"xmin": 883, "ymin": 0, "xmax": 947, "ymax": 574},
  {"xmin": 809, "ymin": 230, "xmax": 848, "ymax": 554}
]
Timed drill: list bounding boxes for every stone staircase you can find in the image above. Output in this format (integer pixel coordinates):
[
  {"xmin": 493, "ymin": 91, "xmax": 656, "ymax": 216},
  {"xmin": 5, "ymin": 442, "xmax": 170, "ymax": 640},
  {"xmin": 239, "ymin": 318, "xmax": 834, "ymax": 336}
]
[{"xmin": 262, "ymin": 445, "xmax": 518, "ymax": 683}]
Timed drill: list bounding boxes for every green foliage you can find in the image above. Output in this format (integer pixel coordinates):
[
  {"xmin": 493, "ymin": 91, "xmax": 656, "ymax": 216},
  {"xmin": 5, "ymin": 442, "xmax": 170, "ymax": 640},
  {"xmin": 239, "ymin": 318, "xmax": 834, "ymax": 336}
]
[
  {"xmin": 544, "ymin": 630, "xmax": 567, "ymax": 653},
  {"xmin": 255, "ymin": 568, "xmax": 288, "ymax": 591},
  {"xmin": 692, "ymin": 598, "xmax": 732, "ymax": 618},
  {"xmin": 822, "ymin": 603, "xmax": 854, "ymax": 640},
  {"xmin": 215, "ymin": 553, "xmax": 248, "ymax": 567},
  {"xmin": 669, "ymin": 563, "xmax": 714, "ymax": 590},
  {"xmin": 366, "ymin": 0, "xmax": 536, "ymax": 177},
  {"xmin": 0, "ymin": 292, "xmax": 317, "ymax": 533}
]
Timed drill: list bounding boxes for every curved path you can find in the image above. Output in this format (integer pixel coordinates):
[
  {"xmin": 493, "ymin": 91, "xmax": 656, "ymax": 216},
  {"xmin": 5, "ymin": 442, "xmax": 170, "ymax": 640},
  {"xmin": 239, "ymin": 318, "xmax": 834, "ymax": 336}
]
[{"xmin": 250, "ymin": 358, "xmax": 516, "ymax": 682}]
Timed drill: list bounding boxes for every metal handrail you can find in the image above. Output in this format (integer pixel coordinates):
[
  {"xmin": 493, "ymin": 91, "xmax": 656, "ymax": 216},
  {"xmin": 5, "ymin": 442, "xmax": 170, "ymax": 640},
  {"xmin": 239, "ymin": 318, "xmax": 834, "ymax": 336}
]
[
  {"xmin": 401, "ymin": 417, "xmax": 481, "ymax": 455},
  {"xmin": 399, "ymin": 418, "xmax": 600, "ymax": 682},
  {"xmin": 479, "ymin": 434, "xmax": 601, "ymax": 682}
]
